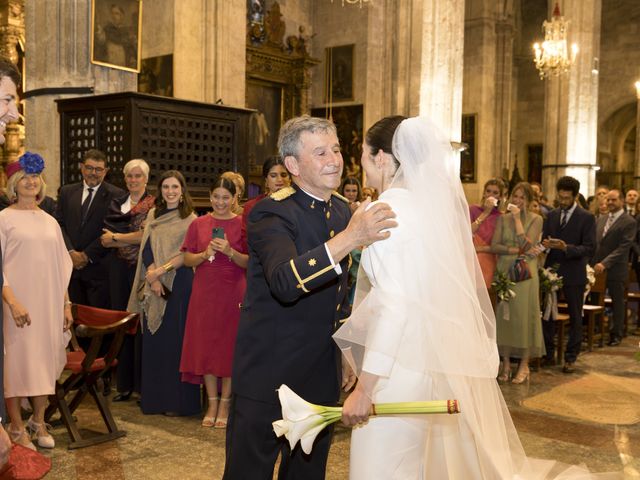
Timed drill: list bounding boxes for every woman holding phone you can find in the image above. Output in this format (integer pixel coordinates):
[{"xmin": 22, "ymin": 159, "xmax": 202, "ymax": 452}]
[
  {"xmin": 127, "ymin": 170, "xmax": 201, "ymax": 416},
  {"xmin": 180, "ymin": 176, "xmax": 248, "ymax": 428},
  {"xmin": 491, "ymin": 182, "xmax": 544, "ymax": 384}
]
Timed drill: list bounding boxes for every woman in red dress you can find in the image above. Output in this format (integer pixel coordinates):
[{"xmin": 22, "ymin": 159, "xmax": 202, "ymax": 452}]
[{"xmin": 180, "ymin": 177, "xmax": 248, "ymax": 428}]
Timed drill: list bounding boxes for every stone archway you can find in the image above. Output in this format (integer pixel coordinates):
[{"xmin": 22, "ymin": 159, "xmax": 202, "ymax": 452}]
[{"xmin": 597, "ymin": 101, "xmax": 637, "ymax": 189}]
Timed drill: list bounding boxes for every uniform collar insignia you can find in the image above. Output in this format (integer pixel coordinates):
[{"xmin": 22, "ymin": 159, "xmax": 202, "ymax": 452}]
[{"xmin": 270, "ymin": 186, "xmax": 296, "ymax": 201}]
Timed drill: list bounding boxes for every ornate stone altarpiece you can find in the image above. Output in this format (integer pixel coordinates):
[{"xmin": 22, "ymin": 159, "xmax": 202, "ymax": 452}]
[
  {"xmin": 0, "ymin": 0, "xmax": 24, "ymax": 185},
  {"xmin": 245, "ymin": 1, "xmax": 319, "ymax": 190}
]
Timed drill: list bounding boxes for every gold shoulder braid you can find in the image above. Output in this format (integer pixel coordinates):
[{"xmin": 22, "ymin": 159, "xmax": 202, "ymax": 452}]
[
  {"xmin": 270, "ymin": 186, "xmax": 296, "ymax": 201},
  {"xmin": 331, "ymin": 191, "xmax": 349, "ymax": 203}
]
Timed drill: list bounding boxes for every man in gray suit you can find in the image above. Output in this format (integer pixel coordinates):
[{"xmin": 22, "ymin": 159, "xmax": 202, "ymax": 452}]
[
  {"xmin": 0, "ymin": 56, "xmax": 21, "ymax": 468},
  {"xmin": 592, "ymin": 189, "xmax": 636, "ymax": 346}
]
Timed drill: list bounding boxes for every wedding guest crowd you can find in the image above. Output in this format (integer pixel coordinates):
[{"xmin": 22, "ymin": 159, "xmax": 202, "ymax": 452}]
[{"xmin": 3, "ymin": 102, "xmax": 640, "ymax": 466}]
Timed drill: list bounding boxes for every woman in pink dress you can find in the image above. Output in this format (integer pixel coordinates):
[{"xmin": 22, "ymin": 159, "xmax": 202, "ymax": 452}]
[
  {"xmin": 469, "ymin": 178, "xmax": 507, "ymax": 287},
  {"xmin": 0, "ymin": 153, "xmax": 73, "ymax": 450},
  {"xmin": 180, "ymin": 177, "xmax": 248, "ymax": 428}
]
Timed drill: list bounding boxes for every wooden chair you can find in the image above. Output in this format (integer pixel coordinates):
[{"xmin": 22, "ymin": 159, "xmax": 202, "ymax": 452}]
[
  {"xmin": 557, "ymin": 272, "xmax": 607, "ymax": 351},
  {"xmin": 45, "ymin": 304, "xmax": 139, "ymax": 449},
  {"xmin": 551, "ymin": 312, "xmax": 571, "ymax": 365}
]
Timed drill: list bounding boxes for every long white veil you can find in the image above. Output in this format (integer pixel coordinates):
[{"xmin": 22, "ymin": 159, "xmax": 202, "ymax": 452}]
[{"xmin": 334, "ymin": 117, "xmax": 620, "ymax": 479}]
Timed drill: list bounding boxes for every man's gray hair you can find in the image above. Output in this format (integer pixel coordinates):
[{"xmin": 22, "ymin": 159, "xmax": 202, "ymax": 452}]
[{"xmin": 278, "ymin": 115, "xmax": 337, "ymax": 159}]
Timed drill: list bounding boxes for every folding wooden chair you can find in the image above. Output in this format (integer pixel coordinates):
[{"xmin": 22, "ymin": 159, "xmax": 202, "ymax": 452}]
[{"xmin": 45, "ymin": 304, "xmax": 139, "ymax": 449}]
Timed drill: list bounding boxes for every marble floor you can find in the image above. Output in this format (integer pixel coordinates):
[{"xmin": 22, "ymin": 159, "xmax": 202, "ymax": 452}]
[{"xmin": 36, "ymin": 336, "xmax": 640, "ymax": 479}]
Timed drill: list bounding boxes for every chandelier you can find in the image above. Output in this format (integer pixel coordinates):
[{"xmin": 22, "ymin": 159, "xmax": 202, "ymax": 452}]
[
  {"xmin": 532, "ymin": 3, "xmax": 578, "ymax": 79},
  {"xmin": 330, "ymin": 0, "xmax": 371, "ymax": 7}
]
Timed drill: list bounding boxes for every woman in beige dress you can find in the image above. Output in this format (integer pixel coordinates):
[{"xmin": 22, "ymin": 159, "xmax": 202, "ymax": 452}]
[{"xmin": 1, "ymin": 153, "xmax": 73, "ymax": 450}]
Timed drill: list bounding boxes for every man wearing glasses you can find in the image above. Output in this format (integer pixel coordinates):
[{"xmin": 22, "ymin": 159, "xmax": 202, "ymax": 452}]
[{"xmin": 55, "ymin": 149, "xmax": 124, "ymax": 310}]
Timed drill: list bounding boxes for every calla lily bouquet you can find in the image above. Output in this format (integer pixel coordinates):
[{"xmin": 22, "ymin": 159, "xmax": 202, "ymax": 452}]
[{"xmin": 272, "ymin": 384, "xmax": 460, "ymax": 454}]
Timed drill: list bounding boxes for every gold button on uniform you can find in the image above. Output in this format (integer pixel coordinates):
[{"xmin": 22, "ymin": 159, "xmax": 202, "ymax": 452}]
[
  {"xmin": 329, "ymin": 230, "xmax": 335, "ymax": 238},
  {"xmin": 326, "ymin": 211, "xmax": 331, "ymax": 219}
]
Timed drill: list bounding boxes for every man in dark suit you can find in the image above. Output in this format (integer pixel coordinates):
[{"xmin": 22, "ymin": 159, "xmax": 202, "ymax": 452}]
[
  {"xmin": 224, "ymin": 116, "xmax": 396, "ymax": 480},
  {"xmin": 55, "ymin": 149, "xmax": 124, "ymax": 308},
  {"xmin": 0, "ymin": 56, "xmax": 21, "ymax": 468},
  {"xmin": 592, "ymin": 188, "xmax": 636, "ymax": 346},
  {"xmin": 542, "ymin": 176, "xmax": 596, "ymax": 373}
]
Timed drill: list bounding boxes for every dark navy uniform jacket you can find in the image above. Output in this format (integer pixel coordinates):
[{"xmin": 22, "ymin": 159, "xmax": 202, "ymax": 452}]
[{"xmin": 232, "ymin": 184, "xmax": 351, "ymax": 405}]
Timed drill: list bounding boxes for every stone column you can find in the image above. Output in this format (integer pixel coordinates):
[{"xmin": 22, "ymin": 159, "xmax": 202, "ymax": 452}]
[
  {"xmin": 174, "ymin": 0, "xmax": 245, "ymax": 107},
  {"xmin": 417, "ymin": 0, "xmax": 465, "ymax": 141},
  {"xmin": 25, "ymin": 0, "xmax": 137, "ymax": 193},
  {"xmin": 541, "ymin": 0, "xmax": 601, "ymax": 198},
  {"xmin": 635, "ymin": 81, "xmax": 640, "ymax": 189},
  {"xmin": 493, "ymin": 18, "xmax": 515, "ymax": 178}
]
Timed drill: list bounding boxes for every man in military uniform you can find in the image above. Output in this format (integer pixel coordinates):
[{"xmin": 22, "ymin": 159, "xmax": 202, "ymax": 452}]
[{"xmin": 224, "ymin": 116, "xmax": 396, "ymax": 479}]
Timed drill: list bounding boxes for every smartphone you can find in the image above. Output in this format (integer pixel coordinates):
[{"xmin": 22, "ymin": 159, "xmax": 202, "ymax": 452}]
[{"xmin": 212, "ymin": 227, "xmax": 225, "ymax": 239}]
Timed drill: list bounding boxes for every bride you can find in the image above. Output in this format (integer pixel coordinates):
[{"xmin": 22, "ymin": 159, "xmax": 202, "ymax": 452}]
[{"xmin": 333, "ymin": 116, "xmax": 617, "ymax": 479}]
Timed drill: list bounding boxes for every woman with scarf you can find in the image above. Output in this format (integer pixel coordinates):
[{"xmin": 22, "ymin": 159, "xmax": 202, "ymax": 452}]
[
  {"xmin": 100, "ymin": 158, "xmax": 155, "ymax": 402},
  {"xmin": 127, "ymin": 170, "xmax": 200, "ymax": 416}
]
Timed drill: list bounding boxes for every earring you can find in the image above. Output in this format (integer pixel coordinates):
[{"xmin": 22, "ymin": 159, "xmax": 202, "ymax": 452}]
[{"xmin": 179, "ymin": 195, "xmax": 183, "ymax": 203}]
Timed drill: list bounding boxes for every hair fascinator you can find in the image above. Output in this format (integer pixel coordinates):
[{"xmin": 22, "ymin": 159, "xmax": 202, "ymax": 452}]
[{"xmin": 6, "ymin": 151, "xmax": 45, "ymax": 179}]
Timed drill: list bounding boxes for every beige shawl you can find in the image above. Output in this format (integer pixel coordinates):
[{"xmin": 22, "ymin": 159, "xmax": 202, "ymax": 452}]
[{"xmin": 127, "ymin": 207, "xmax": 196, "ymax": 334}]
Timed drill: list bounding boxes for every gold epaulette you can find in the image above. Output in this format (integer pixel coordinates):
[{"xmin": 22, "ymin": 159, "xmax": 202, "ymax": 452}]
[
  {"xmin": 270, "ymin": 186, "xmax": 296, "ymax": 201},
  {"xmin": 331, "ymin": 191, "xmax": 349, "ymax": 203}
]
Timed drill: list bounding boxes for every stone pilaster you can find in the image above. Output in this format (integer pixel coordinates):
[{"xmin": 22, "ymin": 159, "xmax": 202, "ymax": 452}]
[
  {"xmin": 541, "ymin": 0, "xmax": 601, "ymax": 197},
  {"xmin": 25, "ymin": 0, "xmax": 136, "ymax": 193},
  {"xmin": 174, "ymin": 0, "xmax": 245, "ymax": 107}
]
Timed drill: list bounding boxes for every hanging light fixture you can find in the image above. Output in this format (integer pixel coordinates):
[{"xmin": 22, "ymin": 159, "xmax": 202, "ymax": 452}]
[
  {"xmin": 532, "ymin": 2, "xmax": 578, "ymax": 79},
  {"xmin": 330, "ymin": 0, "xmax": 371, "ymax": 8}
]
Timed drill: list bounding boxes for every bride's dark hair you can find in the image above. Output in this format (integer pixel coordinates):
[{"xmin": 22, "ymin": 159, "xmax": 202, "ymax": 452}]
[{"xmin": 365, "ymin": 115, "xmax": 406, "ymax": 164}]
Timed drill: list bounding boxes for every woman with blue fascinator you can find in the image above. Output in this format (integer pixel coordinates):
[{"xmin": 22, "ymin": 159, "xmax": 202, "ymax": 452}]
[{"xmin": 0, "ymin": 152, "xmax": 73, "ymax": 451}]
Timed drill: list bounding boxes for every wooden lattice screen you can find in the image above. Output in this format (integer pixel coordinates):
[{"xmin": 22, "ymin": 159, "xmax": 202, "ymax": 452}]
[{"xmin": 57, "ymin": 92, "xmax": 254, "ymax": 204}]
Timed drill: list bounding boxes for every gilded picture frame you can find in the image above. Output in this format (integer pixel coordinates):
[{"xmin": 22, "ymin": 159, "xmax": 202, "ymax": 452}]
[
  {"xmin": 325, "ymin": 44, "xmax": 354, "ymax": 103},
  {"xmin": 91, "ymin": 0, "xmax": 142, "ymax": 73}
]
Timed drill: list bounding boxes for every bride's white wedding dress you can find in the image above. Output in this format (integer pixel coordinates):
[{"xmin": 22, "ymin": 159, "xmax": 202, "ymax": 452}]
[{"xmin": 333, "ymin": 117, "xmax": 621, "ymax": 480}]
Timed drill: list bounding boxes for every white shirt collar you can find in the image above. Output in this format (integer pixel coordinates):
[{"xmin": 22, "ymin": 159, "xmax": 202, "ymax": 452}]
[{"xmin": 83, "ymin": 181, "xmax": 102, "ymax": 192}]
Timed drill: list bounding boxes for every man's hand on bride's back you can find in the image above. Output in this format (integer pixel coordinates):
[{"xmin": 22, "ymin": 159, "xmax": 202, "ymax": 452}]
[{"xmin": 347, "ymin": 198, "xmax": 397, "ymax": 247}]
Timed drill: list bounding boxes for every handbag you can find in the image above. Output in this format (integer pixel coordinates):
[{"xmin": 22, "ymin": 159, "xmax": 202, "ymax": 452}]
[{"xmin": 508, "ymin": 255, "xmax": 532, "ymax": 283}]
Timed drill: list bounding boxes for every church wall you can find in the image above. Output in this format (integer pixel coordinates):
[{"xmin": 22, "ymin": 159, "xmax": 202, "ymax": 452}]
[
  {"xmin": 141, "ymin": 0, "xmax": 174, "ymax": 59},
  {"xmin": 309, "ymin": 3, "xmax": 368, "ymax": 114}
]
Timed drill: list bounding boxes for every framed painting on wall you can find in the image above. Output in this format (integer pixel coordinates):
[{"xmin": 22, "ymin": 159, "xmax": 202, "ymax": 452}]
[
  {"xmin": 138, "ymin": 55, "xmax": 173, "ymax": 97},
  {"xmin": 325, "ymin": 44, "xmax": 354, "ymax": 103},
  {"xmin": 91, "ymin": 0, "xmax": 142, "ymax": 72},
  {"xmin": 311, "ymin": 105, "xmax": 363, "ymax": 184},
  {"xmin": 460, "ymin": 114, "xmax": 477, "ymax": 183}
]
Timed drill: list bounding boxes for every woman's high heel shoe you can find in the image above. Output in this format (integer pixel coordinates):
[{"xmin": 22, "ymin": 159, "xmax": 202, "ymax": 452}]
[
  {"xmin": 26, "ymin": 417, "xmax": 55, "ymax": 449},
  {"xmin": 214, "ymin": 397, "xmax": 231, "ymax": 429},
  {"xmin": 202, "ymin": 397, "xmax": 219, "ymax": 428},
  {"xmin": 511, "ymin": 369, "xmax": 530, "ymax": 384},
  {"xmin": 7, "ymin": 425, "xmax": 36, "ymax": 451},
  {"xmin": 497, "ymin": 364, "xmax": 511, "ymax": 383}
]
